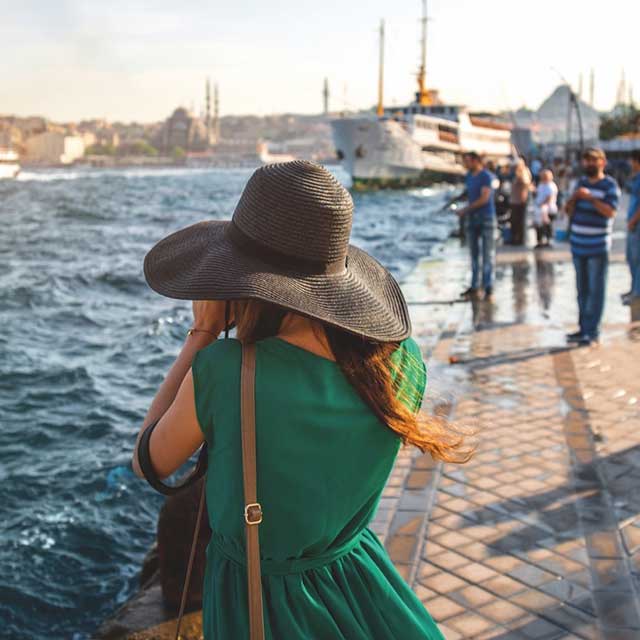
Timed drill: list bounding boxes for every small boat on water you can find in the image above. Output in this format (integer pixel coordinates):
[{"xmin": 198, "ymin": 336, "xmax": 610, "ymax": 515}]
[
  {"xmin": 256, "ymin": 140, "xmax": 296, "ymax": 165},
  {"xmin": 331, "ymin": 1, "xmax": 515, "ymax": 189},
  {"xmin": 0, "ymin": 149, "xmax": 20, "ymax": 179}
]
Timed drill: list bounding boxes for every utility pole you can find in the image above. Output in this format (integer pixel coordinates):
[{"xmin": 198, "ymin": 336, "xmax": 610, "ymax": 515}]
[{"xmin": 589, "ymin": 68, "xmax": 595, "ymax": 107}]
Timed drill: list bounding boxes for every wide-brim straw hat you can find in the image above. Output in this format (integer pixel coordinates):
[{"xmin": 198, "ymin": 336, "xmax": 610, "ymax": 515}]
[{"xmin": 143, "ymin": 160, "xmax": 410, "ymax": 342}]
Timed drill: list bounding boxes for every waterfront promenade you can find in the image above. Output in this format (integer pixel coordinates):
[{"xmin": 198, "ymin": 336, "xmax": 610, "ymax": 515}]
[
  {"xmin": 376, "ymin": 226, "xmax": 640, "ymax": 639},
  {"xmin": 97, "ymin": 218, "xmax": 639, "ymax": 640}
]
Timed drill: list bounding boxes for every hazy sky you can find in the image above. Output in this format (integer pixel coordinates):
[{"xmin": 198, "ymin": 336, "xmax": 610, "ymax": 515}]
[{"xmin": 2, "ymin": 0, "xmax": 638, "ymax": 122}]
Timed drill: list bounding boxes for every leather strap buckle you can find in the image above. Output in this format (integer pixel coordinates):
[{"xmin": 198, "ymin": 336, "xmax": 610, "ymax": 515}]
[{"xmin": 244, "ymin": 502, "xmax": 263, "ymax": 525}]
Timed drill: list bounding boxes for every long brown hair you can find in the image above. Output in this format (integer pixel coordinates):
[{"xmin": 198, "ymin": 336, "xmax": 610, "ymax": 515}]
[{"xmin": 233, "ymin": 299, "xmax": 471, "ymax": 463}]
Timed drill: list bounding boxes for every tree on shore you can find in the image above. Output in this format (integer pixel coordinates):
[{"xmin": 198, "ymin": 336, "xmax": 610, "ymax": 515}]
[
  {"xmin": 86, "ymin": 143, "xmax": 117, "ymax": 156},
  {"xmin": 171, "ymin": 146, "xmax": 186, "ymax": 162},
  {"xmin": 600, "ymin": 106, "xmax": 640, "ymax": 140}
]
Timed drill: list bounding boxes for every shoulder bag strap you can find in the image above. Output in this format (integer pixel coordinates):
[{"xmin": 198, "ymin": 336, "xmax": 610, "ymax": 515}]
[{"xmin": 240, "ymin": 341, "xmax": 265, "ymax": 640}]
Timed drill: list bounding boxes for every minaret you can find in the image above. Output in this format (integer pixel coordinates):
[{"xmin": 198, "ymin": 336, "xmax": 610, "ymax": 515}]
[
  {"xmin": 213, "ymin": 82, "xmax": 220, "ymax": 142},
  {"xmin": 323, "ymin": 78, "xmax": 329, "ymax": 115},
  {"xmin": 577, "ymin": 72, "xmax": 583, "ymax": 100},
  {"xmin": 589, "ymin": 68, "xmax": 595, "ymax": 107},
  {"xmin": 376, "ymin": 20, "xmax": 385, "ymax": 118},
  {"xmin": 616, "ymin": 68, "xmax": 626, "ymax": 106},
  {"xmin": 205, "ymin": 77, "xmax": 212, "ymax": 144}
]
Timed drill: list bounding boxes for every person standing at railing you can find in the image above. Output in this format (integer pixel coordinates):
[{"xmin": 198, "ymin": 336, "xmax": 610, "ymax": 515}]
[
  {"xmin": 509, "ymin": 159, "xmax": 533, "ymax": 246},
  {"xmin": 457, "ymin": 152, "xmax": 498, "ymax": 301},
  {"xmin": 565, "ymin": 148, "xmax": 620, "ymax": 347},
  {"xmin": 533, "ymin": 170, "xmax": 558, "ymax": 249}
]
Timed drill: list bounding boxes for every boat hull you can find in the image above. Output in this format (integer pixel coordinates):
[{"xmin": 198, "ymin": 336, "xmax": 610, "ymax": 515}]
[
  {"xmin": 351, "ymin": 170, "xmax": 461, "ymax": 190},
  {"xmin": 331, "ymin": 117, "xmax": 465, "ymax": 189}
]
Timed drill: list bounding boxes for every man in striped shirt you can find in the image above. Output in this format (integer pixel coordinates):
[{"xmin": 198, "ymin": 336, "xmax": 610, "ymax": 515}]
[{"xmin": 565, "ymin": 147, "xmax": 620, "ymax": 346}]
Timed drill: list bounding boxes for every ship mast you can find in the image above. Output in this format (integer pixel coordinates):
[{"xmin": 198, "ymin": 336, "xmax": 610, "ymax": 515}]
[
  {"xmin": 416, "ymin": 0, "xmax": 431, "ymax": 106},
  {"xmin": 377, "ymin": 19, "xmax": 385, "ymax": 118}
]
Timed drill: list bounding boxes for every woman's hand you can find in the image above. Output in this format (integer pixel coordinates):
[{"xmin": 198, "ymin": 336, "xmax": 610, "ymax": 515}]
[{"xmin": 192, "ymin": 300, "xmax": 233, "ymax": 335}]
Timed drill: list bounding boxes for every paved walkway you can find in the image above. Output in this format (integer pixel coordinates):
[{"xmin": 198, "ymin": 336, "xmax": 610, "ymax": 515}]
[{"xmin": 374, "ymin": 239, "xmax": 640, "ymax": 639}]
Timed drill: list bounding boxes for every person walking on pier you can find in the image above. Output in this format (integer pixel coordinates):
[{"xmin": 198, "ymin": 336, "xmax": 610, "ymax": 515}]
[
  {"xmin": 133, "ymin": 161, "xmax": 467, "ymax": 640},
  {"xmin": 622, "ymin": 150, "xmax": 640, "ymax": 306},
  {"xmin": 531, "ymin": 157, "xmax": 543, "ymax": 186},
  {"xmin": 565, "ymin": 148, "xmax": 620, "ymax": 346},
  {"xmin": 509, "ymin": 159, "xmax": 533, "ymax": 246},
  {"xmin": 458, "ymin": 152, "xmax": 498, "ymax": 300},
  {"xmin": 533, "ymin": 169, "xmax": 558, "ymax": 249}
]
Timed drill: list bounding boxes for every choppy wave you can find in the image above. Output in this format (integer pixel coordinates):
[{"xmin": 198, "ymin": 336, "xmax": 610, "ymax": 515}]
[
  {"xmin": 16, "ymin": 166, "xmax": 252, "ymax": 184},
  {"xmin": 0, "ymin": 165, "xmax": 453, "ymax": 639}
]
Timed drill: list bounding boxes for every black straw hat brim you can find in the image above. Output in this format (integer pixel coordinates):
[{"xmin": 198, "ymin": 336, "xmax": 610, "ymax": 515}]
[{"xmin": 143, "ymin": 220, "xmax": 410, "ymax": 342}]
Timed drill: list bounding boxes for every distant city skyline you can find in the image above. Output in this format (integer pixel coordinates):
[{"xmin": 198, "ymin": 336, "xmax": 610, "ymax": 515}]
[{"xmin": 2, "ymin": 0, "xmax": 639, "ymax": 123}]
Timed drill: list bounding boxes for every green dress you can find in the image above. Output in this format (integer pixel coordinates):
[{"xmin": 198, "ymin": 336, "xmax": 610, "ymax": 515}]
[{"xmin": 192, "ymin": 336, "xmax": 443, "ymax": 640}]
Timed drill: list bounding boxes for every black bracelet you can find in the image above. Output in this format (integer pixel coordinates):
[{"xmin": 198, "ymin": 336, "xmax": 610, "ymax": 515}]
[{"xmin": 137, "ymin": 419, "xmax": 208, "ymax": 496}]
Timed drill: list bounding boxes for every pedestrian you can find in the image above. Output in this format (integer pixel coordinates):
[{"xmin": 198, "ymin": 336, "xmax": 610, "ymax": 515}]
[
  {"xmin": 458, "ymin": 151, "xmax": 498, "ymax": 300},
  {"xmin": 509, "ymin": 159, "xmax": 532, "ymax": 246},
  {"xmin": 132, "ymin": 161, "xmax": 468, "ymax": 639},
  {"xmin": 565, "ymin": 148, "xmax": 620, "ymax": 346},
  {"xmin": 441, "ymin": 152, "xmax": 472, "ymax": 243},
  {"xmin": 531, "ymin": 157, "xmax": 543, "ymax": 186},
  {"xmin": 495, "ymin": 164, "xmax": 513, "ymax": 238},
  {"xmin": 533, "ymin": 169, "xmax": 558, "ymax": 249},
  {"xmin": 622, "ymin": 149, "xmax": 640, "ymax": 306}
]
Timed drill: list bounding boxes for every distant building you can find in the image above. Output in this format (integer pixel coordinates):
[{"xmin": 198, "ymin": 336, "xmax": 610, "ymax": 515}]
[
  {"xmin": 77, "ymin": 120, "xmax": 120, "ymax": 149},
  {"xmin": 513, "ymin": 84, "xmax": 600, "ymax": 145},
  {"xmin": 25, "ymin": 131, "xmax": 85, "ymax": 164},
  {"xmin": 96, "ymin": 129, "xmax": 120, "ymax": 148},
  {"xmin": 0, "ymin": 125, "xmax": 22, "ymax": 150},
  {"xmin": 157, "ymin": 107, "xmax": 213, "ymax": 153},
  {"xmin": 81, "ymin": 131, "xmax": 97, "ymax": 149},
  {"xmin": 12, "ymin": 116, "xmax": 47, "ymax": 138}
]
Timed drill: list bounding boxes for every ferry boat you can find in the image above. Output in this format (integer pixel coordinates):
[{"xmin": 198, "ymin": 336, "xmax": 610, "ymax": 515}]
[
  {"xmin": 0, "ymin": 149, "xmax": 20, "ymax": 179},
  {"xmin": 331, "ymin": 3, "xmax": 514, "ymax": 189}
]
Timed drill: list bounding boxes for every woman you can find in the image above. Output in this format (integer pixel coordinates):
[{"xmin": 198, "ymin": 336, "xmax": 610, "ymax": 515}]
[
  {"xmin": 533, "ymin": 169, "xmax": 558, "ymax": 249},
  {"xmin": 509, "ymin": 160, "xmax": 533, "ymax": 246},
  {"xmin": 131, "ymin": 161, "xmax": 467, "ymax": 639}
]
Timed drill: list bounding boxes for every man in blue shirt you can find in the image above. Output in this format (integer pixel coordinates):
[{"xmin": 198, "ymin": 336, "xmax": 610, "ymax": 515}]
[
  {"xmin": 623, "ymin": 150, "xmax": 640, "ymax": 305},
  {"xmin": 565, "ymin": 147, "xmax": 620, "ymax": 346},
  {"xmin": 458, "ymin": 152, "xmax": 498, "ymax": 300}
]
